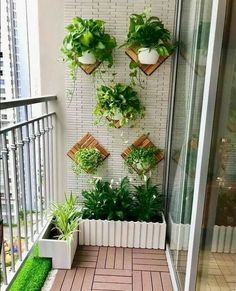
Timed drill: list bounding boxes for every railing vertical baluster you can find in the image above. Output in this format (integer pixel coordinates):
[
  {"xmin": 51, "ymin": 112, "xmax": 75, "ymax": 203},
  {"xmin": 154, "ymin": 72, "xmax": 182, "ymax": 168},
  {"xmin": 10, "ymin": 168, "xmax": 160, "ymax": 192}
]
[
  {"xmin": 45, "ymin": 117, "xmax": 51, "ymax": 207},
  {"xmin": 17, "ymin": 127, "xmax": 28, "ymax": 251},
  {"xmin": 49, "ymin": 115, "xmax": 54, "ymax": 202},
  {"xmin": 30, "ymin": 122, "xmax": 38, "ymax": 233},
  {"xmin": 23, "ymin": 124, "xmax": 34, "ymax": 242},
  {"xmin": 1, "ymin": 133, "xmax": 15, "ymax": 272},
  {"xmin": 10, "ymin": 129, "xmax": 22, "ymax": 261},
  {"xmin": 40, "ymin": 119, "xmax": 48, "ymax": 217},
  {"xmin": 1, "ymin": 230, "xmax": 8, "ymax": 285},
  {"xmin": 36, "ymin": 120, "xmax": 43, "ymax": 226}
]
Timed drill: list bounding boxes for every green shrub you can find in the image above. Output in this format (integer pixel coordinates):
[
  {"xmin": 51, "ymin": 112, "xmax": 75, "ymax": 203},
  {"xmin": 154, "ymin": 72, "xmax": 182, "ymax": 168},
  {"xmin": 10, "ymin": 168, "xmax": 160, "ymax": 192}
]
[
  {"xmin": 73, "ymin": 148, "xmax": 104, "ymax": 175},
  {"xmin": 9, "ymin": 246, "xmax": 52, "ymax": 291},
  {"xmin": 94, "ymin": 83, "xmax": 145, "ymax": 127}
]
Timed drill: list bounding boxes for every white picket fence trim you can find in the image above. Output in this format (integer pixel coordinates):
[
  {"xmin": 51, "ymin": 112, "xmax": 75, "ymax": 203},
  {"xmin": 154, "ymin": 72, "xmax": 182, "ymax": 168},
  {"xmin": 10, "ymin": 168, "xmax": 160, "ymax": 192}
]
[
  {"xmin": 79, "ymin": 216, "xmax": 166, "ymax": 249},
  {"xmin": 169, "ymin": 215, "xmax": 236, "ymax": 253}
]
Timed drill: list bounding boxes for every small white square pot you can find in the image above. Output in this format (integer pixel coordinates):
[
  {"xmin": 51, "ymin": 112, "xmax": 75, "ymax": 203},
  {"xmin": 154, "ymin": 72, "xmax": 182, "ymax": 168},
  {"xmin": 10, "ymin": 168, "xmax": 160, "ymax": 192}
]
[
  {"xmin": 38, "ymin": 221, "xmax": 78, "ymax": 269},
  {"xmin": 79, "ymin": 213, "xmax": 166, "ymax": 249}
]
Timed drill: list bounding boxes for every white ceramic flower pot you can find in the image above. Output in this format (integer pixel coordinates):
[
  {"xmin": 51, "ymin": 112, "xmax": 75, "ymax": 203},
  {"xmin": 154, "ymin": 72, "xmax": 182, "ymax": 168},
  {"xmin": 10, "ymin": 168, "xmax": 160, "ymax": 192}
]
[
  {"xmin": 138, "ymin": 48, "xmax": 159, "ymax": 65},
  {"xmin": 78, "ymin": 51, "xmax": 96, "ymax": 65},
  {"xmin": 38, "ymin": 221, "xmax": 78, "ymax": 269},
  {"xmin": 79, "ymin": 213, "xmax": 166, "ymax": 249}
]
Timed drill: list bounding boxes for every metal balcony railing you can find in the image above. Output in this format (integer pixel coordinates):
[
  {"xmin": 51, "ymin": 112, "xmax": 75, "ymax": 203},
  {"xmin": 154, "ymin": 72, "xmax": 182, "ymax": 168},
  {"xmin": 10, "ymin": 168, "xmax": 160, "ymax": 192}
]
[{"xmin": 0, "ymin": 95, "xmax": 57, "ymax": 288}]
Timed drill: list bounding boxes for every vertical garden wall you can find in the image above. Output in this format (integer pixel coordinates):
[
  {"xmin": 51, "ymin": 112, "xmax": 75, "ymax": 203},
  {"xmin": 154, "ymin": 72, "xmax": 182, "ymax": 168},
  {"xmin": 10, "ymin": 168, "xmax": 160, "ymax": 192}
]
[{"xmin": 63, "ymin": 0, "xmax": 176, "ymax": 193}]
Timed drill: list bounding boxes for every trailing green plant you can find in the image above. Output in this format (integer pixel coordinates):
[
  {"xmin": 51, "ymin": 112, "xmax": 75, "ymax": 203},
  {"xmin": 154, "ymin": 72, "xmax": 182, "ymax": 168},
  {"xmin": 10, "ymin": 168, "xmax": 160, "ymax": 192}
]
[
  {"xmin": 122, "ymin": 10, "xmax": 174, "ymax": 55},
  {"xmin": 132, "ymin": 178, "xmax": 163, "ymax": 222},
  {"xmin": 61, "ymin": 17, "xmax": 117, "ymax": 80},
  {"xmin": 82, "ymin": 177, "xmax": 134, "ymax": 221},
  {"xmin": 125, "ymin": 147, "xmax": 159, "ymax": 176},
  {"xmin": 51, "ymin": 194, "xmax": 81, "ymax": 240},
  {"xmin": 94, "ymin": 83, "xmax": 145, "ymax": 127},
  {"xmin": 73, "ymin": 148, "xmax": 104, "ymax": 175},
  {"xmin": 121, "ymin": 10, "xmax": 176, "ymax": 86}
]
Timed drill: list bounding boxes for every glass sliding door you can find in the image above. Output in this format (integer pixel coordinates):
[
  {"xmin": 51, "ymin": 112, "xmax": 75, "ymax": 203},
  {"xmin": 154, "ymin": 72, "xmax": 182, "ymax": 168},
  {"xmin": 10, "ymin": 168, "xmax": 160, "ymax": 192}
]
[
  {"xmin": 196, "ymin": 1, "xmax": 236, "ymax": 290},
  {"xmin": 166, "ymin": 0, "xmax": 213, "ymax": 289}
]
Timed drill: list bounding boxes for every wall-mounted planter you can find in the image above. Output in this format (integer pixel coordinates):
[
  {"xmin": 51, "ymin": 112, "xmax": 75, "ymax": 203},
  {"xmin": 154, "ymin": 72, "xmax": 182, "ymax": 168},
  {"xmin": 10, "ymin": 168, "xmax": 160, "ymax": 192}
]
[
  {"xmin": 67, "ymin": 132, "xmax": 110, "ymax": 166},
  {"xmin": 126, "ymin": 48, "xmax": 171, "ymax": 76},
  {"xmin": 80, "ymin": 61, "xmax": 101, "ymax": 75},
  {"xmin": 106, "ymin": 117, "xmax": 121, "ymax": 128},
  {"xmin": 121, "ymin": 134, "xmax": 164, "ymax": 175},
  {"xmin": 78, "ymin": 214, "xmax": 166, "ymax": 249},
  {"xmin": 38, "ymin": 221, "xmax": 78, "ymax": 269}
]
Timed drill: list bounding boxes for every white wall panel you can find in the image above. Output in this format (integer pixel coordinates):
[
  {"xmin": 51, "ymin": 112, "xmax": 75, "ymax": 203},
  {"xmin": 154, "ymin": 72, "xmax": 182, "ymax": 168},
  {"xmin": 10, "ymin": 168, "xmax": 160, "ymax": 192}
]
[{"xmin": 63, "ymin": 0, "xmax": 176, "ymax": 194}]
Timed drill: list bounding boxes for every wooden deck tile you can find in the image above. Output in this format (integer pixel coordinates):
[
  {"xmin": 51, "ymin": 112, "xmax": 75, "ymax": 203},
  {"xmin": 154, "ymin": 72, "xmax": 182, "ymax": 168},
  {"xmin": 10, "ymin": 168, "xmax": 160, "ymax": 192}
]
[
  {"xmin": 97, "ymin": 247, "xmax": 108, "ymax": 269},
  {"xmin": 133, "ymin": 264, "xmax": 169, "ymax": 272},
  {"xmin": 60, "ymin": 269, "xmax": 76, "ymax": 291},
  {"xmin": 133, "ymin": 271, "xmax": 142, "ymax": 291},
  {"xmin": 93, "ymin": 282, "xmax": 132, "ymax": 291},
  {"xmin": 82, "ymin": 268, "xmax": 95, "ymax": 291},
  {"xmin": 123, "ymin": 248, "xmax": 132, "ymax": 270},
  {"xmin": 161, "ymin": 272, "xmax": 173, "ymax": 291},
  {"xmin": 71, "ymin": 268, "xmax": 86, "ymax": 291},
  {"xmin": 51, "ymin": 270, "xmax": 67, "ymax": 291},
  {"xmin": 151, "ymin": 272, "xmax": 163, "ymax": 291},
  {"xmin": 50, "ymin": 246, "xmax": 173, "ymax": 291},
  {"xmin": 106, "ymin": 247, "xmax": 115, "ymax": 269},
  {"xmin": 115, "ymin": 247, "xmax": 124, "ymax": 269},
  {"xmin": 142, "ymin": 271, "xmax": 152, "ymax": 291}
]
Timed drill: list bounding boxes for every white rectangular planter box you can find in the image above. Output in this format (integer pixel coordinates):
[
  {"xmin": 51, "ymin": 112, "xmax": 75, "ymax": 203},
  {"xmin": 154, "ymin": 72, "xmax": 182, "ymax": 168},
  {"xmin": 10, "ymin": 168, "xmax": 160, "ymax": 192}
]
[
  {"xmin": 38, "ymin": 221, "xmax": 78, "ymax": 269},
  {"xmin": 79, "ymin": 214, "xmax": 166, "ymax": 249}
]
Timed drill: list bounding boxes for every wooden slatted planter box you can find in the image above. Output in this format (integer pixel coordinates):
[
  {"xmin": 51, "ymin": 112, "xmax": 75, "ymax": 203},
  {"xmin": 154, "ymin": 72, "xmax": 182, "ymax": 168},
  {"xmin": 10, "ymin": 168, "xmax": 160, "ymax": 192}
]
[
  {"xmin": 125, "ymin": 48, "xmax": 170, "ymax": 76},
  {"xmin": 80, "ymin": 61, "xmax": 101, "ymax": 75},
  {"xmin": 67, "ymin": 133, "xmax": 110, "ymax": 167},
  {"xmin": 121, "ymin": 134, "xmax": 164, "ymax": 175},
  {"xmin": 78, "ymin": 215, "xmax": 166, "ymax": 249}
]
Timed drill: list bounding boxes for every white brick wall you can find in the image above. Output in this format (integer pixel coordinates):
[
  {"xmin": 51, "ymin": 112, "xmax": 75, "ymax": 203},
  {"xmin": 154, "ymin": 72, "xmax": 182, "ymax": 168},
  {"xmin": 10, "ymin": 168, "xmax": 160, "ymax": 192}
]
[{"xmin": 63, "ymin": 0, "xmax": 176, "ymax": 194}]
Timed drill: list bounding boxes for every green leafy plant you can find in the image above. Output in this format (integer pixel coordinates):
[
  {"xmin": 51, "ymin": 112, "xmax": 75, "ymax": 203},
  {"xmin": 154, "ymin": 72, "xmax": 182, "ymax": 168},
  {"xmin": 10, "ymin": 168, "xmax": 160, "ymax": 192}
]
[
  {"xmin": 51, "ymin": 194, "xmax": 81, "ymax": 240},
  {"xmin": 73, "ymin": 148, "xmax": 104, "ymax": 175},
  {"xmin": 122, "ymin": 10, "xmax": 174, "ymax": 56},
  {"xmin": 125, "ymin": 147, "xmax": 159, "ymax": 176},
  {"xmin": 132, "ymin": 178, "xmax": 163, "ymax": 222},
  {"xmin": 82, "ymin": 177, "xmax": 134, "ymax": 221},
  {"xmin": 94, "ymin": 83, "xmax": 145, "ymax": 127},
  {"xmin": 61, "ymin": 17, "xmax": 117, "ymax": 80}
]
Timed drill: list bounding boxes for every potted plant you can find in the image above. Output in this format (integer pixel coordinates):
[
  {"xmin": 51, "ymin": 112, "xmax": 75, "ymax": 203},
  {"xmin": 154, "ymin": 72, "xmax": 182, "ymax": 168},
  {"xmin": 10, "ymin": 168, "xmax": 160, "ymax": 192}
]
[
  {"xmin": 94, "ymin": 83, "xmax": 145, "ymax": 127},
  {"xmin": 125, "ymin": 147, "xmax": 160, "ymax": 176},
  {"xmin": 79, "ymin": 177, "xmax": 166, "ymax": 249},
  {"xmin": 122, "ymin": 11, "xmax": 175, "ymax": 64},
  {"xmin": 61, "ymin": 17, "xmax": 117, "ymax": 79},
  {"xmin": 38, "ymin": 194, "xmax": 81, "ymax": 269},
  {"xmin": 73, "ymin": 147, "xmax": 104, "ymax": 175}
]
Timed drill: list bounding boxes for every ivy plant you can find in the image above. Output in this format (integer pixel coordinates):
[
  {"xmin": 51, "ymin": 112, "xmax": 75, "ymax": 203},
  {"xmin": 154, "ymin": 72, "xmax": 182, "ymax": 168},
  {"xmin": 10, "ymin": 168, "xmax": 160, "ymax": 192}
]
[
  {"xmin": 132, "ymin": 178, "xmax": 163, "ymax": 222},
  {"xmin": 51, "ymin": 194, "xmax": 81, "ymax": 240},
  {"xmin": 121, "ymin": 10, "xmax": 176, "ymax": 85},
  {"xmin": 125, "ymin": 147, "xmax": 159, "ymax": 176},
  {"xmin": 73, "ymin": 148, "xmax": 103, "ymax": 175},
  {"xmin": 94, "ymin": 83, "xmax": 145, "ymax": 127},
  {"xmin": 61, "ymin": 17, "xmax": 117, "ymax": 80}
]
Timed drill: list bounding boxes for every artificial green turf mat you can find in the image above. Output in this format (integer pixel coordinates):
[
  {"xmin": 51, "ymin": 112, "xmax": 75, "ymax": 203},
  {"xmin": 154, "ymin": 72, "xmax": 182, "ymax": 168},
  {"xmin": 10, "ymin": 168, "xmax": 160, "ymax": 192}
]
[{"xmin": 9, "ymin": 246, "xmax": 52, "ymax": 291}]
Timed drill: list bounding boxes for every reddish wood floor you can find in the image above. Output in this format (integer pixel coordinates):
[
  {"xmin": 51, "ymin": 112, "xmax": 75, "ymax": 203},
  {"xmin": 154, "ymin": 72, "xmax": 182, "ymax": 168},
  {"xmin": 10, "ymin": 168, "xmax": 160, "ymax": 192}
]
[{"xmin": 51, "ymin": 246, "xmax": 173, "ymax": 291}]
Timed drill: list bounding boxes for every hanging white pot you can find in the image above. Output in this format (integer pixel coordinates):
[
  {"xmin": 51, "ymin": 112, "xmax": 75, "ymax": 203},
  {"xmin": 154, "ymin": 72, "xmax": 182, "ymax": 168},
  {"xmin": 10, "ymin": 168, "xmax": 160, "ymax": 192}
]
[
  {"xmin": 78, "ymin": 51, "xmax": 96, "ymax": 65},
  {"xmin": 138, "ymin": 48, "xmax": 159, "ymax": 65}
]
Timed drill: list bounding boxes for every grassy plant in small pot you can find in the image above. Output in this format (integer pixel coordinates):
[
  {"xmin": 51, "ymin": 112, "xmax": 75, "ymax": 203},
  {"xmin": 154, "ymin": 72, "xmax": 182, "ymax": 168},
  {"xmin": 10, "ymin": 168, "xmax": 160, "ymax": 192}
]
[
  {"xmin": 122, "ymin": 10, "xmax": 175, "ymax": 65},
  {"xmin": 125, "ymin": 146, "xmax": 159, "ymax": 176},
  {"xmin": 61, "ymin": 17, "xmax": 117, "ymax": 79},
  {"xmin": 38, "ymin": 194, "xmax": 81, "ymax": 269},
  {"xmin": 94, "ymin": 83, "xmax": 145, "ymax": 128},
  {"xmin": 73, "ymin": 147, "xmax": 104, "ymax": 175},
  {"xmin": 132, "ymin": 177, "xmax": 164, "ymax": 222}
]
